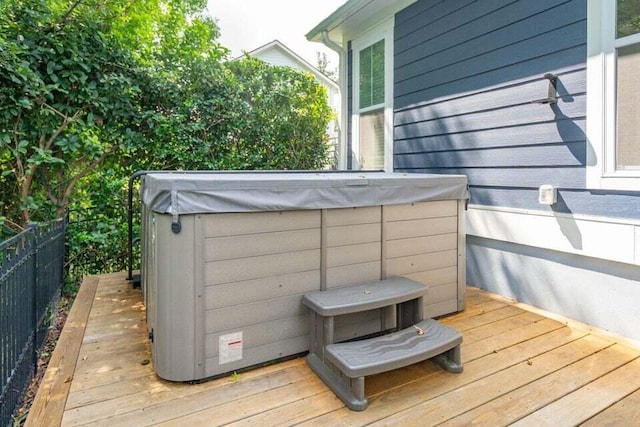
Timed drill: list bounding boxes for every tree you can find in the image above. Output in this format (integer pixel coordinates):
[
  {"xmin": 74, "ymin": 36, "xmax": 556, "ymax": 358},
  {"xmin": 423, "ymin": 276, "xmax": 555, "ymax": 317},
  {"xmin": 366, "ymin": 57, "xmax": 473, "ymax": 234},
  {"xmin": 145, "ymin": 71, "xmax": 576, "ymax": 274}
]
[
  {"xmin": 224, "ymin": 57, "xmax": 332, "ymax": 170},
  {"xmin": 316, "ymin": 51, "xmax": 338, "ymax": 82},
  {"xmin": 0, "ymin": 0, "xmax": 144, "ymax": 224},
  {"xmin": 0, "ymin": 0, "xmax": 228, "ymax": 226},
  {"xmin": 0, "ymin": 0, "xmax": 334, "ymax": 282}
]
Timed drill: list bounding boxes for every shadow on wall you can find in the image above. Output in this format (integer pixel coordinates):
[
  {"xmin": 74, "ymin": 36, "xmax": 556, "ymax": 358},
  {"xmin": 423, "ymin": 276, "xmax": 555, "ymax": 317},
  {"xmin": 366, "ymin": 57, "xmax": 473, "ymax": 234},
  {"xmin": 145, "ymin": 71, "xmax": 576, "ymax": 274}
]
[
  {"xmin": 547, "ymin": 98, "xmax": 589, "ymax": 250},
  {"xmin": 551, "ymin": 193, "xmax": 582, "ymax": 250},
  {"xmin": 466, "ymin": 235, "xmax": 640, "ymax": 341}
]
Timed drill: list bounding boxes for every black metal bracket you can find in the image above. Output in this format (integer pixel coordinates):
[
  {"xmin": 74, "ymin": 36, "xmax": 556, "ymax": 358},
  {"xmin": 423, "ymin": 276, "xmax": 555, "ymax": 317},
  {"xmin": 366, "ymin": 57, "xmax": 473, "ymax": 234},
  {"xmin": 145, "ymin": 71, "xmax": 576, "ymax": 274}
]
[
  {"xmin": 530, "ymin": 73, "xmax": 558, "ymax": 104},
  {"xmin": 127, "ymin": 171, "xmax": 148, "ymax": 284}
]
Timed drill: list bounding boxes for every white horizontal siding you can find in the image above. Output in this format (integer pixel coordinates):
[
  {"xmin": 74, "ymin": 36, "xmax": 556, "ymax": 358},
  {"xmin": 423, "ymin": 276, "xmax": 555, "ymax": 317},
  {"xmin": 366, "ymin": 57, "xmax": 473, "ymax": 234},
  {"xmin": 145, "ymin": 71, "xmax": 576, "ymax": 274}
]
[{"xmin": 467, "ymin": 205, "xmax": 640, "ymax": 266}]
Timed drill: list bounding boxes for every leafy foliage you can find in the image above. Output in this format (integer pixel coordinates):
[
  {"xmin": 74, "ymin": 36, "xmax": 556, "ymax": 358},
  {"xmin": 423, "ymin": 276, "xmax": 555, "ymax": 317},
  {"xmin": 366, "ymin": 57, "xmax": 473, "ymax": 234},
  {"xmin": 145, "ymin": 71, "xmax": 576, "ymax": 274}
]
[
  {"xmin": 0, "ymin": 0, "xmax": 144, "ymax": 225},
  {"xmin": 225, "ymin": 57, "xmax": 332, "ymax": 170},
  {"xmin": 0, "ymin": 0, "xmax": 333, "ymax": 285},
  {"xmin": 316, "ymin": 51, "xmax": 338, "ymax": 82}
]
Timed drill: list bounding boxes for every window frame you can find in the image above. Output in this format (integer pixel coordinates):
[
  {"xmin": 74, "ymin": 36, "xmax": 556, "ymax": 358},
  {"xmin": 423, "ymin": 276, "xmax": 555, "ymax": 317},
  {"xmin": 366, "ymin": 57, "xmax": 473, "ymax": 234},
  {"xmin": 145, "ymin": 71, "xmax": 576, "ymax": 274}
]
[
  {"xmin": 586, "ymin": 0, "xmax": 640, "ymax": 190},
  {"xmin": 351, "ymin": 18, "xmax": 394, "ymax": 171}
]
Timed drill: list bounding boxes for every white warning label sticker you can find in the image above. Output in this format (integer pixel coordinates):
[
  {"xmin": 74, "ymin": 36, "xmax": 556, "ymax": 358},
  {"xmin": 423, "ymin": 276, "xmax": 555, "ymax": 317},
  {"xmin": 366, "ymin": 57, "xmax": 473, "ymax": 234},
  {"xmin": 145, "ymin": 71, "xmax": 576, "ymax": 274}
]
[{"xmin": 219, "ymin": 331, "xmax": 243, "ymax": 365}]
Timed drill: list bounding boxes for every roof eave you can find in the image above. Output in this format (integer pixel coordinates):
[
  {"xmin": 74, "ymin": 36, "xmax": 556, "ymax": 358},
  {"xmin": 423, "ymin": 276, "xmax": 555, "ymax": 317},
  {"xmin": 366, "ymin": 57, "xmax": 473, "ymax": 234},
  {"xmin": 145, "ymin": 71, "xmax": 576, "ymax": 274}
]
[
  {"xmin": 306, "ymin": 0, "xmax": 419, "ymax": 44},
  {"xmin": 305, "ymin": 0, "xmax": 372, "ymax": 43}
]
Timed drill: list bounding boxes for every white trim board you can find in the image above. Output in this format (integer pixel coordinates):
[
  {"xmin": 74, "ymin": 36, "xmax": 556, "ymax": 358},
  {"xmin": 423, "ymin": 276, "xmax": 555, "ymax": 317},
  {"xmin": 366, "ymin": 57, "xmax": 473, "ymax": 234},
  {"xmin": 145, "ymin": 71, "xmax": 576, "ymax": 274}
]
[
  {"xmin": 351, "ymin": 18, "xmax": 394, "ymax": 171},
  {"xmin": 467, "ymin": 205, "xmax": 640, "ymax": 266}
]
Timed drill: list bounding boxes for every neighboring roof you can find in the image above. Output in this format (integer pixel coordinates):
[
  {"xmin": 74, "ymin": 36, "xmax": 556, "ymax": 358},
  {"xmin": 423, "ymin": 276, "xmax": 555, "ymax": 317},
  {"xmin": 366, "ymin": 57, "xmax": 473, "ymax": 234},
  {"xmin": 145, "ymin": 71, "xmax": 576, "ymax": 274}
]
[
  {"xmin": 239, "ymin": 39, "xmax": 339, "ymax": 90},
  {"xmin": 306, "ymin": 0, "xmax": 417, "ymax": 44}
]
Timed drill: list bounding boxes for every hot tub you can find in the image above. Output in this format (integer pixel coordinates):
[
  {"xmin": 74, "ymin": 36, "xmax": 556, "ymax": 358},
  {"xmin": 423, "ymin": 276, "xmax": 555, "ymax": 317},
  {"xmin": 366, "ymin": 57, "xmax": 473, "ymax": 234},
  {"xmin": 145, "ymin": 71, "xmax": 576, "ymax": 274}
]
[{"xmin": 140, "ymin": 171, "xmax": 468, "ymax": 381}]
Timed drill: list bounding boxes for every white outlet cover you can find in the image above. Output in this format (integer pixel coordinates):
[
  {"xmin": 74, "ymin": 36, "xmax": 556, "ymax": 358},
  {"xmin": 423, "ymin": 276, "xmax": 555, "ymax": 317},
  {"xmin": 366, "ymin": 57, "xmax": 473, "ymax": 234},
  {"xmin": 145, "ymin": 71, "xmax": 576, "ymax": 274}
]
[{"xmin": 538, "ymin": 185, "xmax": 557, "ymax": 205}]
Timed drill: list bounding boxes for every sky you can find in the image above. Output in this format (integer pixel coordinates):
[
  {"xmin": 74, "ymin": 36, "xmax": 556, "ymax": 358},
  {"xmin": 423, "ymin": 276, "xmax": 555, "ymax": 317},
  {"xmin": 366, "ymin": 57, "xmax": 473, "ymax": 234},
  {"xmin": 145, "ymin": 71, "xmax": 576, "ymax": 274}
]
[{"xmin": 207, "ymin": 0, "xmax": 347, "ymax": 69}]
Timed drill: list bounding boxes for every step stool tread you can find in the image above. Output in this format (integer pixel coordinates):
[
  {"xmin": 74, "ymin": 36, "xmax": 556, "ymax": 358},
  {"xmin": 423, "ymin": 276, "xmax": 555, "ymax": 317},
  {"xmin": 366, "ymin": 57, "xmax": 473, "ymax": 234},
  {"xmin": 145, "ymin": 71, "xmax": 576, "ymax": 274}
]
[
  {"xmin": 302, "ymin": 276, "xmax": 428, "ymax": 316},
  {"xmin": 325, "ymin": 318, "xmax": 462, "ymax": 377}
]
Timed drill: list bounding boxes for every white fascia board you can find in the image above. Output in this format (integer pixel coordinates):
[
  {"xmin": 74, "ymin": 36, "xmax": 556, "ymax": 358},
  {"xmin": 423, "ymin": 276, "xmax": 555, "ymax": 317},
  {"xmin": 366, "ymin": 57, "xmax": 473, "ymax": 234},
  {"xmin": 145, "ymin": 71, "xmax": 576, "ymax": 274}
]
[
  {"xmin": 248, "ymin": 40, "xmax": 282, "ymax": 57},
  {"xmin": 306, "ymin": 0, "xmax": 417, "ymax": 44},
  {"xmin": 306, "ymin": 0, "xmax": 371, "ymax": 42},
  {"xmin": 467, "ymin": 205, "xmax": 640, "ymax": 266}
]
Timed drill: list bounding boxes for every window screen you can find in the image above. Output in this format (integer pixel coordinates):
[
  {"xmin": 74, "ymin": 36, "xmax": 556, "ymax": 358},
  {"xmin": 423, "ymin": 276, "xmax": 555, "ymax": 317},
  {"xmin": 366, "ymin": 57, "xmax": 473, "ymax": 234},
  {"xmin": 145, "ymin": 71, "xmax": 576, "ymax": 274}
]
[
  {"xmin": 615, "ymin": 0, "xmax": 640, "ymax": 170},
  {"xmin": 616, "ymin": 43, "xmax": 640, "ymax": 170},
  {"xmin": 359, "ymin": 39, "xmax": 385, "ymax": 109}
]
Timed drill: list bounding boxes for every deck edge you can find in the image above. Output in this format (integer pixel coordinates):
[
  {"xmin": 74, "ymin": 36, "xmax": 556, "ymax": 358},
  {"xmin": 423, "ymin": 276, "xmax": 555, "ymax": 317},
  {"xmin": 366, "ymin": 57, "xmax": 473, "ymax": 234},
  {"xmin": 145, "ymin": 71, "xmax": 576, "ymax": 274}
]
[{"xmin": 25, "ymin": 275, "xmax": 100, "ymax": 427}]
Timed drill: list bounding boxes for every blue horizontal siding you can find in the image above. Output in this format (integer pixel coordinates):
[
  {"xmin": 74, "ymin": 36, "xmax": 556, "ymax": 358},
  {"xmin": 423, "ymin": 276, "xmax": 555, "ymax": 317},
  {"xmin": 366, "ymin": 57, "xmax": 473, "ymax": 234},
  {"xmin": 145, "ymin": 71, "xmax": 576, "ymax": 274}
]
[
  {"xmin": 396, "ymin": 0, "xmax": 574, "ymax": 64},
  {"xmin": 409, "ymin": 167, "xmax": 586, "ymax": 189},
  {"xmin": 395, "ymin": 96, "xmax": 586, "ymax": 140},
  {"xmin": 387, "ymin": 0, "xmax": 639, "ymax": 218},
  {"xmin": 395, "ymin": 68, "xmax": 586, "ymax": 125},
  {"xmin": 394, "ymin": 0, "xmax": 586, "ymax": 83},
  {"xmin": 395, "ymin": 0, "xmax": 477, "ymax": 39},
  {"xmin": 394, "ymin": 0, "xmax": 518, "ymax": 54},
  {"xmin": 397, "ymin": 46, "xmax": 586, "ymax": 110},
  {"xmin": 394, "ymin": 119, "xmax": 587, "ymax": 154},
  {"xmin": 470, "ymin": 187, "xmax": 640, "ymax": 220},
  {"xmin": 386, "ymin": 0, "xmax": 640, "ymax": 342},
  {"xmin": 395, "ymin": 20, "xmax": 586, "ymax": 98},
  {"xmin": 395, "ymin": 142, "xmax": 585, "ymax": 168}
]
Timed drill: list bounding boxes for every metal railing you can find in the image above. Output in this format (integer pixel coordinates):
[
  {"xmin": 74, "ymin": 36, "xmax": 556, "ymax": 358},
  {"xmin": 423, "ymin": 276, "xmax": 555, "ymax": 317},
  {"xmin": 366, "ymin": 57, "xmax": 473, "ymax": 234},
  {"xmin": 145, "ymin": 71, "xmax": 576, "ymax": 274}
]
[{"xmin": 0, "ymin": 219, "xmax": 66, "ymax": 427}]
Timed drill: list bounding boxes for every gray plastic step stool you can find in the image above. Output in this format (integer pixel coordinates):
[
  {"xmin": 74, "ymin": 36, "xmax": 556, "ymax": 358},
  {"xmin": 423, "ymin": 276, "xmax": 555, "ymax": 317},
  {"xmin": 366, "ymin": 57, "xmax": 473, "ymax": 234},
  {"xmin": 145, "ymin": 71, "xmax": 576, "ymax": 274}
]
[{"xmin": 303, "ymin": 277, "xmax": 463, "ymax": 411}]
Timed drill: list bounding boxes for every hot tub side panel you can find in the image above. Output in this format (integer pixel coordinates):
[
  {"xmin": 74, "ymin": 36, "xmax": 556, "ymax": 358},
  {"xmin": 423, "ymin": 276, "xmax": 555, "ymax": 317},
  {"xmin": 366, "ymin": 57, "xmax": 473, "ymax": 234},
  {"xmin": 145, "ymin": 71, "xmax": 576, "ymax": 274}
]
[
  {"xmin": 151, "ymin": 213, "xmax": 205, "ymax": 381},
  {"xmin": 203, "ymin": 210, "xmax": 322, "ymax": 377},
  {"xmin": 325, "ymin": 206, "xmax": 385, "ymax": 341},
  {"xmin": 384, "ymin": 200, "xmax": 464, "ymax": 317},
  {"xmin": 145, "ymin": 200, "xmax": 465, "ymax": 381}
]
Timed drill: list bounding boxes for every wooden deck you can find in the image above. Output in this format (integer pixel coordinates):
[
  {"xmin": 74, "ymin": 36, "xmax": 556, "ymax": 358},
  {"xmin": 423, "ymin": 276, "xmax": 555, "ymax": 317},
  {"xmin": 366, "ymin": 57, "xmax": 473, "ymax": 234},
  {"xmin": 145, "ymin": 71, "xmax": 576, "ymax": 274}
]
[{"xmin": 27, "ymin": 272, "xmax": 640, "ymax": 426}]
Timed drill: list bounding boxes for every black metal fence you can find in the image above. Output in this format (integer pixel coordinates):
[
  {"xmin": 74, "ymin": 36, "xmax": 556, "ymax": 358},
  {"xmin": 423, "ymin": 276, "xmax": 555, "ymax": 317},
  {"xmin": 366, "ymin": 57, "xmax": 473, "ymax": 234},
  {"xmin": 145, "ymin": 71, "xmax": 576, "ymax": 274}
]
[{"xmin": 0, "ymin": 219, "xmax": 66, "ymax": 427}]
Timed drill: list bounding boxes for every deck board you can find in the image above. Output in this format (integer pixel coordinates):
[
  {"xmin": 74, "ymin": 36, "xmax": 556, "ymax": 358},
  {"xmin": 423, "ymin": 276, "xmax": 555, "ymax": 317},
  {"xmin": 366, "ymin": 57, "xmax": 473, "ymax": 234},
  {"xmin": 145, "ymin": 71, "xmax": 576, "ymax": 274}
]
[
  {"xmin": 581, "ymin": 386, "xmax": 640, "ymax": 426},
  {"xmin": 25, "ymin": 276, "xmax": 99, "ymax": 427},
  {"xmin": 370, "ymin": 335, "xmax": 615, "ymax": 426},
  {"xmin": 511, "ymin": 357, "xmax": 640, "ymax": 427},
  {"xmin": 443, "ymin": 343, "xmax": 640, "ymax": 427},
  {"xmin": 26, "ymin": 273, "xmax": 640, "ymax": 427}
]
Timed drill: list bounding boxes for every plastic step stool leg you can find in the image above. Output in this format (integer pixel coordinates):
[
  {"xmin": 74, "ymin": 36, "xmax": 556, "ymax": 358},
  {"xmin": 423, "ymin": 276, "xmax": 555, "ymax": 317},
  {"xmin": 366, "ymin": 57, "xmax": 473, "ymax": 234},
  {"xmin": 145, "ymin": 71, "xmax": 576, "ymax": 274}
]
[
  {"xmin": 351, "ymin": 376, "xmax": 365, "ymax": 405},
  {"xmin": 431, "ymin": 345, "xmax": 463, "ymax": 373},
  {"xmin": 306, "ymin": 354, "xmax": 368, "ymax": 411}
]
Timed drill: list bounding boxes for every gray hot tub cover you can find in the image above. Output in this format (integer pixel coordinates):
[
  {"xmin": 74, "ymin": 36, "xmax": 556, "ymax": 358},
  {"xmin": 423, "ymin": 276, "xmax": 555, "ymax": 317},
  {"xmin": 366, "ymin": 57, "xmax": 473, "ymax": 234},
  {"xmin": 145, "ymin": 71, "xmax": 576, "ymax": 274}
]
[{"xmin": 141, "ymin": 171, "xmax": 469, "ymax": 215}]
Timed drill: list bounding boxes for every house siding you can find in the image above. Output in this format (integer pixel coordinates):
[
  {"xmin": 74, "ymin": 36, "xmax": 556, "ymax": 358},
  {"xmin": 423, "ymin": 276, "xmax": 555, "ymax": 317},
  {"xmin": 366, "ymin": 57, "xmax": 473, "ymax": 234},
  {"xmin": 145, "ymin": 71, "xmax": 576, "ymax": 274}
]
[
  {"xmin": 468, "ymin": 236, "xmax": 640, "ymax": 341},
  {"xmin": 392, "ymin": 0, "xmax": 640, "ymax": 218},
  {"xmin": 381, "ymin": 0, "xmax": 640, "ymax": 338}
]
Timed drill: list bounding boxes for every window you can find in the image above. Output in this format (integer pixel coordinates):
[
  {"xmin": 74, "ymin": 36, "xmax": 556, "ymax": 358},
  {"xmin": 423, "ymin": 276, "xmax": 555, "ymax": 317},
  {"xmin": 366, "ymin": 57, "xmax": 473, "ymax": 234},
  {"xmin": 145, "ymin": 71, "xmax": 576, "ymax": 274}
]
[
  {"xmin": 358, "ymin": 39, "xmax": 385, "ymax": 169},
  {"xmin": 359, "ymin": 40, "xmax": 385, "ymax": 109},
  {"xmin": 586, "ymin": 0, "xmax": 640, "ymax": 190},
  {"xmin": 352, "ymin": 19, "xmax": 393, "ymax": 171}
]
